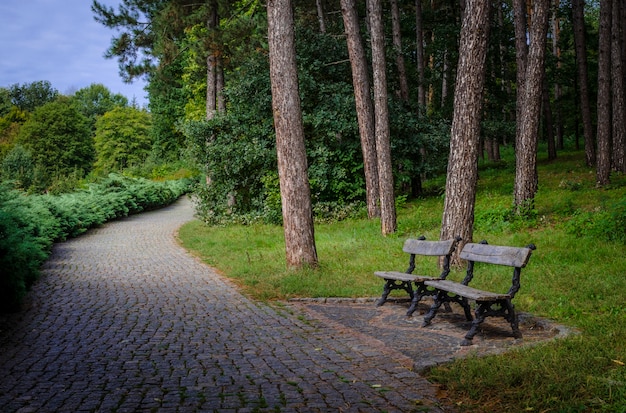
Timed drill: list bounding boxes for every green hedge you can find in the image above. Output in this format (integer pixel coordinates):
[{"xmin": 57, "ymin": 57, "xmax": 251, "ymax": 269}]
[{"xmin": 0, "ymin": 174, "xmax": 194, "ymax": 312}]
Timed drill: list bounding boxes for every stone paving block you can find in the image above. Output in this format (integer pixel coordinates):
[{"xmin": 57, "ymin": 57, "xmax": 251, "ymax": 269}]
[{"xmin": 0, "ymin": 197, "xmax": 455, "ymax": 413}]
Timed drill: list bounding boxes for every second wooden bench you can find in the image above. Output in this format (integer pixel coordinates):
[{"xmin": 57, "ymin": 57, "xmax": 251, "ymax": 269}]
[{"xmin": 422, "ymin": 240, "xmax": 536, "ymax": 346}]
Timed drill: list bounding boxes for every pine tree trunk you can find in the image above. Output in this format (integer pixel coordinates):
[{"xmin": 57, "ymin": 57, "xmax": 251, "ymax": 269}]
[
  {"xmin": 440, "ymin": 0, "xmax": 490, "ymax": 260},
  {"xmin": 390, "ymin": 0, "xmax": 409, "ymax": 102},
  {"xmin": 543, "ymin": 77, "xmax": 557, "ymax": 160},
  {"xmin": 572, "ymin": 0, "xmax": 596, "ymax": 166},
  {"xmin": 596, "ymin": 0, "xmax": 612, "ymax": 186},
  {"xmin": 514, "ymin": 0, "xmax": 550, "ymax": 213},
  {"xmin": 513, "ymin": 0, "xmax": 528, "ymax": 139},
  {"xmin": 267, "ymin": 0, "xmax": 318, "ymax": 269},
  {"xmin": 368, "ymin": 0, "xmax": 397, "ymax": 235},
  {"xmin": 205, "ymin": 2, "xmax": 219, "ymax": 120},
  {"xmin": 611, "ymin": 0, "xmax": 626, "ymax": 173},
  {"xmin": 415, "ymin": 0, "xmax": 426, "ymax": 111},
  {"xmin": 340, "ymin": 0, "xmax": 381, "ymax": 218},
  {"xmin": 316, "ymin": 0, "xmax": 326, "ymax": 33}
]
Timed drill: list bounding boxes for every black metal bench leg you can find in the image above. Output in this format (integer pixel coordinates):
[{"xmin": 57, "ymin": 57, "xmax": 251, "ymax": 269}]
[
  {"xmin": 377, "ymin": 279, "xmax": 414, "ymax": 307},
  {"xmin": 462, "ymin": 303, "xmax": 488, "ymax": 346},
  {"xmin": 422, "ymin": 291, "xmax": 445, "ymax": 327},
  {"xmin": 406, "ymin": 292, "xmax": 423, "ymax": 316},
  {"xmin": 460, "ymin": 297, "xmax": 472, "ymax": 321},
  {"xmin": 376, "ymin": 280, "xmax": 393, "ymax": 306},
  {"xmin": 505, "ymin": 300, "xmax": 522, "ymax": 339}
]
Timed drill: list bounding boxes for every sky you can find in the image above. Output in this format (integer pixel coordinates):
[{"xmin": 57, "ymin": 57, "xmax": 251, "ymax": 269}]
[{"xmin": 0, "ymin": 0, "xmax": 149, "ymax": 107}]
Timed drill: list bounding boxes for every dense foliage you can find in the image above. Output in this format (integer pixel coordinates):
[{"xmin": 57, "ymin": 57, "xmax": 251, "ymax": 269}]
[
  {"xmin": 16, "ymin": 98, "xmax": 94, "ymax": 191},
  {"xmin": 94, "ymin": 106, "xmax": 153, "ymax": 173},
  {"xmin": 184, "ymin": 27, "xmax": 451, "ymax": 224},
  {"xmin": 0, "ymin": 175, "xmax": 194, "ymax": 312}
]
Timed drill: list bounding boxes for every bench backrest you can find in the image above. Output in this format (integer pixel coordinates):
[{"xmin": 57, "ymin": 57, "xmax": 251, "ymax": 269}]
[
  {"xmin": 402, "ymin": 238, "xmax": 458, "ymax": 256},
  {"xmin": 402, "ymin": 237, "xmax": 461, "ymax": 278},
  {"xmin": 459, "ymin": 242, "xmax": 534, "ymax": 267},
  {"xmin": 459, "ymin": 241, "xmax": 536, "ymax": 297}
]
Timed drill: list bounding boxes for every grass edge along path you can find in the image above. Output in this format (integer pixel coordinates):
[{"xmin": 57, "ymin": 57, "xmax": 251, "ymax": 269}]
[{"xmin": 178, "ymin": 150, "xmax": 626, "ymax": 412}]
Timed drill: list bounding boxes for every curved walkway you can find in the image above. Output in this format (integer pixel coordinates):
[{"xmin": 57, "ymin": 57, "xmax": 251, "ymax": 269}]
[{"xmin": 0, "ymin": 197, "xmax": 449, "ymax": 412}]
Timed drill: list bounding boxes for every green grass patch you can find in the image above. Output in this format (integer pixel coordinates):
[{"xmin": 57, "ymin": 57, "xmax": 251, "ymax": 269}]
[{"xmin": 178, "ymin": 149, "xmax": 626, "ymax": 412}]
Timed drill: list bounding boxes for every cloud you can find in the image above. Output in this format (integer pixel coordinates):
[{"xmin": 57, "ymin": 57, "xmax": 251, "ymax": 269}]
[{"xmin": 0, "ymin": 0, "xmax": 148, "ymax": 106}]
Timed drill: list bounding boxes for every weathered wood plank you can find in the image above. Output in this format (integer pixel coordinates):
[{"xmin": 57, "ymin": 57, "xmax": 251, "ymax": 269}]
[
  {"xmin": 459, "ymin": 243, "xmax": 533, "ymax": 267},
  {"xmin": 402, "ymin": 238, "xmax": 457, "ymax": 256},
  {"xmin": 374, "ymin": 271, "xmax": 437, "ymax": 282},
  {"xmin": 425, "ymin": 279, "xmax": 511, "ymax": 301}
]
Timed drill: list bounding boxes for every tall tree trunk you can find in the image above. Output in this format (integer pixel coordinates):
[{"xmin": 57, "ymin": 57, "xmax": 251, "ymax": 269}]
[
  {"xmin": 440, "ymin": 0, "xmax": 490, "ymax": 259},
  {"xmin": 368, "ymin": 0, "xmax": 397, "ymax": 235},
  {"xmin": 267, "ymin": 0, "xmax": 318, "ymax": 268},
  {"xmin": 513, "ymin": 0, "xmax": 528, "ymax": 139},
  {"xmin": 611, "ymin": 0, "xmax": 626, "ymax": 173},
  {"xmin": 217, "ymin": 57, "xmax": 225, "ymax": 114},
  {"xmin": 514, "ymin": 0, "xmax": 550, "ymax": 213},
  {"xmin": 316, "ymin": 0, "xmax": 327, "ymax": 33},
  {"xmin": 415, "ymin": 0, "xmax": 426, "ymax": 111},
  {"xmin": 552, "ymin": 0, "xmax": 564, "ymax": 150},
  {"xmin": 572, "ymin": 0, "xmax": 596, "ymax": 166},
  {"xmin": 543, "ymin": 77, "xmax": 557, "ymax": 160},
  {"xmin": 206, "ymin": 1, "xmax": 219, "ymax": 120},
  {"xmin": 340, "ymin": 0, "xmax": 381, "ymax": 218},
  {"xmin": 390, "ymin": 0, "xmax": 409, "ymax": 102},
  {"xmin": 596, "ymin": 0, "xmax": 612, "ymax": 186}
]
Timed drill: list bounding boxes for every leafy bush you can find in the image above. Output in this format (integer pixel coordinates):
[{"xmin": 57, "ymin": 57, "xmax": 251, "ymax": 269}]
[
  {"xmin": 185, "ymin": 27, "xmax": 451, "ymax": 225},
  {"xmin": 0, "ymin": 175, "xmax": 194, "ymax": 312},
  {"xmin": 565, "ymin": 196, "xmax": 626, "ymax": 244}
]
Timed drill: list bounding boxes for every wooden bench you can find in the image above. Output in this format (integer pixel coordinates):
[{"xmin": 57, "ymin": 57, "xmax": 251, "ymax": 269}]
[
  {"xmin": 422, "ymin": 241, "xmax": 536, "ymax": 346},
  {"xmin": 374, "ymin": 236, "xmax": 461, "ymax": 316}
]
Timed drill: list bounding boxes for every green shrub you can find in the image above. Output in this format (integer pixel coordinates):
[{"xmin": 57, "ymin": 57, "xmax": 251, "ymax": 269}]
[
  {"xmin": 565, "ymin": 196, "xmax": 626, "ymax": 244},
  {"xmin": 0, "ymin": 176, "xmax": 194, "ymax": 312}
]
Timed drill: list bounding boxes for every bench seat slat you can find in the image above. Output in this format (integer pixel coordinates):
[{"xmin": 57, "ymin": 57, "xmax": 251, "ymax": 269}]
[
  {"xmin": 459, "ymin": 243, "xmax": 532, "ymax": 267},
  {"xmin": 403, "ymin": 238, "xmax": 457, "ymax": 256},
  {"xmin": 374, "ymin": 271, "xmax": 437, "ymax": 283},
  {"xmin": 424, "ymin": 279, "xmax": 511, "ymax": 301}
]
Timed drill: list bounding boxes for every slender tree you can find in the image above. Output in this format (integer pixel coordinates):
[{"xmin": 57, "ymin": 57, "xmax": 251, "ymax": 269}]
[
  {"xmin": 596, "ymin": 0, "xmax": 612, "ymax": 185},
  {"xmin": 572, "ymin": 0, "xmax": 596, "ymax": 166},
  {"xmin": 611, "ymin": 0, "xmax": 625, "ymax": 173},
  {"xmin": 415, "ymin": 0, "xmax": 426, "ymax": 111},
  {"xmin": 368, "ymin": 0, "xmax": 397, "ymax": 235},
  {"xmin": 206, "ymin": 0, "xmax": 219, "ymax": 120},
  {"xmin": 390, "ymin": 0, "xmax": 409, "ymax": 102},
  {"xmin": 440, "ymin": 0, "xmax": 490, "ymax": 257},
  {"xmin": 514, "ymin": 0, "xmax": 550, "ymax": 213},
  {"xmin": 267, "ymin": 0, "xmax": 318, "ymax": 268},
  {"xmin": 340, "ymin": 0, "xmax": 381, "ymax": 218}
]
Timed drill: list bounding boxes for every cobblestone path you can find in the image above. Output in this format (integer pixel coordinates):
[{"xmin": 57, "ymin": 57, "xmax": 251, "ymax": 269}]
[{"xmin": 0, "ymin": 197, "xmax": 449, "ymax": 412}]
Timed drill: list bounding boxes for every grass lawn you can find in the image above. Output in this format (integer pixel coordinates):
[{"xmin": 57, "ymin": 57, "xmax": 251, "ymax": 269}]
[{"xmin": 178, "ymin": 148, "xmax": 626, "ymax": 412}]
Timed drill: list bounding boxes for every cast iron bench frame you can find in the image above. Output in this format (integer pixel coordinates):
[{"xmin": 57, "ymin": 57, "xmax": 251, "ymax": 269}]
[
  {"xmin": 422, "ymin": 240, "xmax": 536, "ymax": 346},
  {"xmin": 374, "ymin": 236, "xmax": 461, "ymax": 316}
]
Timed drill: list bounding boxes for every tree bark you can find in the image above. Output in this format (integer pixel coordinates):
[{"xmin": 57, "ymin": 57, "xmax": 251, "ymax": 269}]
[
  {"xmin": 390, "ymin": 0, "xmax": 409, "ymax": 102},
  {"xmin": 513, "ymin": 0, "xmax": 528, "ymax": 139},
  {"xmin": 572, "ymin": 0, "xmax": 596, "ymax": 166},
  {"xmin": 316, "ymin": 0, "xmax": 326, "ymax": 33},
  {"xmin": 552, "ymin": 0, "xmax": 564, "ymax": 150},
  {"xmin": 340, "ymin": 0, "xmax": 381, "ymax": 219},
  {"xmin": 611, "ymin": 0, "xmax": 626, "ymax": 173},
  {"xmin": 368, "ymin": 0, "xmax": 397, "ymax": 235},
  {"xmin": 596, "ymin": 0, "xmax": 612, "ymax": 186},
  {"xmin": 440, "ymin": 0, "xmax": 490, "ymax": 259},
  {"xmin": 206, "ymin": 1, "xmax": 219, "ymax": 120},
  {"xmin": 514, "ymin": 0, "xmax": 550, "ymax": 213},
  {"xmin": 543, "ymin": 77, "xmax": 556, "ymax": 160},
  {"xmin": 267, "ymin": 0, "xmax": 318, "ymax": 268},
  {"xmin": 415, "ymin": 0, "xmax": 426, "ymax": 111}
]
